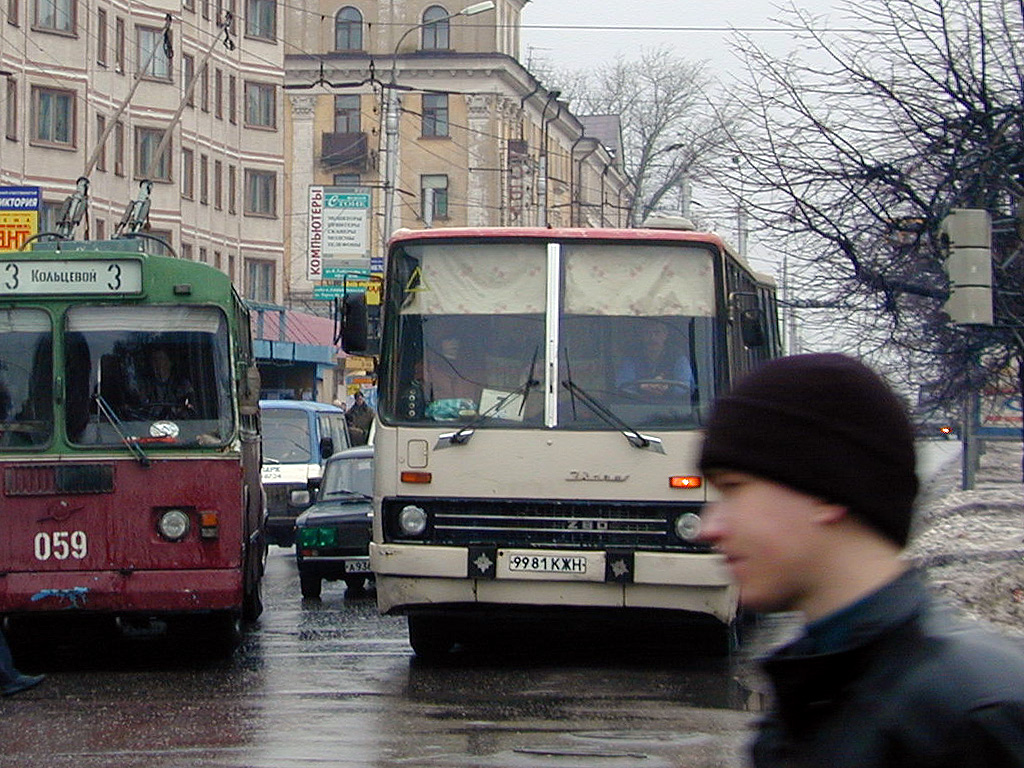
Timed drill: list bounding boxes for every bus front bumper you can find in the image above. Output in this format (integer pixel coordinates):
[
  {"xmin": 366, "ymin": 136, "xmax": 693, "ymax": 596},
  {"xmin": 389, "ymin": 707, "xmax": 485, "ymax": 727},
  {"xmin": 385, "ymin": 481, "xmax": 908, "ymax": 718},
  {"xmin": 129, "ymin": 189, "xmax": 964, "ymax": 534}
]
[
  {"xmin": 0, "ymin": 569, "xmax": 244, "ymax": 614},
  {"xmin": 369, "ymin": 543, "xmax": 738, "ymax": 625}
]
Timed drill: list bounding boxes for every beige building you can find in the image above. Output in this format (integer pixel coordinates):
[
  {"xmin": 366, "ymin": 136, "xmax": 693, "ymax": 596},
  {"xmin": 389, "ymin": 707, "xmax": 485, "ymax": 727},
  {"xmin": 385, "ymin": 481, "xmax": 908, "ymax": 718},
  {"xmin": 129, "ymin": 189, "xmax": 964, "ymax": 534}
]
[
  {"xmin": 282, "ymin": 0, "xmax": 632, "ymax": 303},
  {"xmin": 0, "ymin": 0, "xmax": 286, "ymax": 303}
]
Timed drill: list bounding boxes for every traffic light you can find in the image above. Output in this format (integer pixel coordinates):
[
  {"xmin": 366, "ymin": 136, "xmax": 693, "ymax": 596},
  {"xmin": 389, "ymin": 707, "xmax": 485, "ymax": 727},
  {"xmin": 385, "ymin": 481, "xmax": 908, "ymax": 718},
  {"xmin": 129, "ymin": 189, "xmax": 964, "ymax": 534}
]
[{"xmin": 939, "ymin": 208, "xmax": 993, "ymax": 325}]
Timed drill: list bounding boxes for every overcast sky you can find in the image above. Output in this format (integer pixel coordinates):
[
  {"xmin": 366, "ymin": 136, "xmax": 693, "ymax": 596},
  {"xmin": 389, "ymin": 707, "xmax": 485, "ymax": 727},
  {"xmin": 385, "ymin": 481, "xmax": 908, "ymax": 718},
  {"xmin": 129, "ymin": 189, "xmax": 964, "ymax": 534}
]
[{"xmin": 519, "ymin": 0, "xmax": 841, "ymax": 82}]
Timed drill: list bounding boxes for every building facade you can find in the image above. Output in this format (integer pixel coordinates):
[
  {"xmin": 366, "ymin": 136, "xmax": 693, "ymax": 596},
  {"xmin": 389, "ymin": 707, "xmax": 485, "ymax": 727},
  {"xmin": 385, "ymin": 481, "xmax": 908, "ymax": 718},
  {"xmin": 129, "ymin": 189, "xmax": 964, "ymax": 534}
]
[{"xmin": 282, "ymin": 0, "xmax": 632, "ymax": 303}]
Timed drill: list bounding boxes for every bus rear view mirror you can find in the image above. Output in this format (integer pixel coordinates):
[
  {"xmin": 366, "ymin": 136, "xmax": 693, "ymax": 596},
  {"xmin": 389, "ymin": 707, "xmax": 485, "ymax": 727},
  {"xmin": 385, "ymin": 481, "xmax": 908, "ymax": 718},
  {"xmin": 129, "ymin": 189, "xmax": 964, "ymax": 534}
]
[
  {"xmin": 740, "ymin": 308, "xmax": 766, "ymax": 348},
  {"xmin": 335, "ymin": 293, "xmax": 369, "ymax": 354}
]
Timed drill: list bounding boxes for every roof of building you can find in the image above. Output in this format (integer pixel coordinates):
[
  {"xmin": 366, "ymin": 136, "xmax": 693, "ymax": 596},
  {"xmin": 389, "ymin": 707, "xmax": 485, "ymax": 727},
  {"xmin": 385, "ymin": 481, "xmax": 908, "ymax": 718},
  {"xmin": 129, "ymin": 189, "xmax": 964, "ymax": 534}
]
[{"xmin": 580, "ymin": 114, "xmax": 623, "ymax": 159}]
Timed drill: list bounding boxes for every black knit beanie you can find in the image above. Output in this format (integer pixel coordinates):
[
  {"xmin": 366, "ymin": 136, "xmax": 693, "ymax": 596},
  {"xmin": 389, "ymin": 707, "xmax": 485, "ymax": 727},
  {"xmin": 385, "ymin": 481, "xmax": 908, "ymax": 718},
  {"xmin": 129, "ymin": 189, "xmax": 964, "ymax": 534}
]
[{"xmin": 699, "ymin": 353, "xmax": 919, "ymax": 547}]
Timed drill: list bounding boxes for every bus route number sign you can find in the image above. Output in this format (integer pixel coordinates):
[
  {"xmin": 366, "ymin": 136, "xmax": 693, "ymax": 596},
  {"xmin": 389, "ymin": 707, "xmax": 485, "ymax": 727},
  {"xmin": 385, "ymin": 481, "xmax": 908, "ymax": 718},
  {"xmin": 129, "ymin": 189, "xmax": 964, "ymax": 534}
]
[{"xmin": 0, "ymin": 259, "xmax": 144, "ymax": 295}]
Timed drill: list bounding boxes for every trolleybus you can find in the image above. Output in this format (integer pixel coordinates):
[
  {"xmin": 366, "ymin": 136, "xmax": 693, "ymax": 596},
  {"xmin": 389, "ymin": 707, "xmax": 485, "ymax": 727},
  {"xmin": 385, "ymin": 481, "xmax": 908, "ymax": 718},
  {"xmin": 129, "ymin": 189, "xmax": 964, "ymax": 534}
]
[
  {"xmin": 0, "ymin": 236, "xmax": 265, "ymax": 651},
  {"xmin": 339, "ymin": 224, "xmax": 780, "ymax": 656}
]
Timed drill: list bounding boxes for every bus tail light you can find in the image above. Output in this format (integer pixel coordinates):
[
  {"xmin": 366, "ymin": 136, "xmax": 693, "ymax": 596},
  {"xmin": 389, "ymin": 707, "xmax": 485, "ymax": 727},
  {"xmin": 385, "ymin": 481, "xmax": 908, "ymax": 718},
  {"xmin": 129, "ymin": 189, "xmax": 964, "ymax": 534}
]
[
  {"xmin": 200, "ymin": 511, "xmax": 219, "ymax": 539},
  {"xmin": 401, "ymin": 471, "xmax": 432, "ymax": 484},
  {"xmin": 669, "ymin": 476, "xmax": 702, "ymax": 489}
]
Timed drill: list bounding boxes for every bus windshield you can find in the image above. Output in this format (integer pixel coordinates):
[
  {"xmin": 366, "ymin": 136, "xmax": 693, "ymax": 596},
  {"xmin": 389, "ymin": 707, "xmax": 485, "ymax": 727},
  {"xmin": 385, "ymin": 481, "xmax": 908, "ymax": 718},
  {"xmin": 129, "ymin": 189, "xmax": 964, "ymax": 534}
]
[
  {"xmin": 66, "ymin": 305, "xmax": 234, "ymax": 447},
  {"xmin": 382, "ymin": 240, "xmax": 718, "ymax": 430},
  {"xmin": 0, "ymin": 309, "xmax": 53, "ymax": 448}
]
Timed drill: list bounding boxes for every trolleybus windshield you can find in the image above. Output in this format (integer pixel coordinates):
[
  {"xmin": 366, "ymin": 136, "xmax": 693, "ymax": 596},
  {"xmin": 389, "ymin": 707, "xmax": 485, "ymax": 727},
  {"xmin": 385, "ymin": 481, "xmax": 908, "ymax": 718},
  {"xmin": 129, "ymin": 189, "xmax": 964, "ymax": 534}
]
[
  {"xmin": 65, "ymin": 305, "xmax": 233, "ymax": 447},
  {"xmin": 384, "ymin": 240, "xmax": 717, "ymax": 430}
]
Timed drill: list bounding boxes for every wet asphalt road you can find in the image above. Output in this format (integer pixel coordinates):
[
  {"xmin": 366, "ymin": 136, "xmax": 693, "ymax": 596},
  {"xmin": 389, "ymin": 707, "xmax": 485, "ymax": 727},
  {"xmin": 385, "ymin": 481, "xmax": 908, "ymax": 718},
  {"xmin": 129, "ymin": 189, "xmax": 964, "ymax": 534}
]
[
  {"xmin": 0, "ymin": 441, "xmax": 960, "ymax": 768},
  {"xmin": 0, "ymin": 547, "xmax": 761, "ymax": 768}
]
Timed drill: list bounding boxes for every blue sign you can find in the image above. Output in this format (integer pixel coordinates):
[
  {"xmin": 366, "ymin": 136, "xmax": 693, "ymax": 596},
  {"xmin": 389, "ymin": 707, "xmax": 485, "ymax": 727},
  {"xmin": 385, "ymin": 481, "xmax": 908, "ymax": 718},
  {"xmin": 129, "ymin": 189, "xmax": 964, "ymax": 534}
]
[{"xmin": 0, "ymin": 186, "xmax": 41, "ymax": 211}]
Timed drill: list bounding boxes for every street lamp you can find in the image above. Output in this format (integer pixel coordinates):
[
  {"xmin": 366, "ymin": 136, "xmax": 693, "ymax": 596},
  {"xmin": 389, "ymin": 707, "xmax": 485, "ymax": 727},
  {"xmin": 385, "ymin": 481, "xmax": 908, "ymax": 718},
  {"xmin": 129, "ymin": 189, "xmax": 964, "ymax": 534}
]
[{"xmin": 381, "ymin": 1, "xmax": 495, "ymax": 250}]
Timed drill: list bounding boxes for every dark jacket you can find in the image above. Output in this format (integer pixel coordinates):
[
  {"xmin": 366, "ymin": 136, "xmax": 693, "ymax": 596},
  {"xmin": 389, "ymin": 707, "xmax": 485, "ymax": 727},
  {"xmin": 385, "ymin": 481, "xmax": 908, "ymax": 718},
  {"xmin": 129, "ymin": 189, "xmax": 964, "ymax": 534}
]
[{"xmin": 753, "ymin": 570, "xmax": 1024, "ymax": 768}]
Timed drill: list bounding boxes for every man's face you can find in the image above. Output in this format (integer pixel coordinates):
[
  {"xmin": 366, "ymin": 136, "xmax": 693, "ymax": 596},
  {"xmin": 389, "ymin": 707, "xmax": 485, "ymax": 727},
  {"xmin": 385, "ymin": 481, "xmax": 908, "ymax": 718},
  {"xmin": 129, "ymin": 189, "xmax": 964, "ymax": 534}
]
[
  {"xmin": 698, "ymin": 470, "xmax": 832, "ymax": 614},
  {"xmin": 151, "ymin": 349, "xmax": 172, "ymax": 382}
]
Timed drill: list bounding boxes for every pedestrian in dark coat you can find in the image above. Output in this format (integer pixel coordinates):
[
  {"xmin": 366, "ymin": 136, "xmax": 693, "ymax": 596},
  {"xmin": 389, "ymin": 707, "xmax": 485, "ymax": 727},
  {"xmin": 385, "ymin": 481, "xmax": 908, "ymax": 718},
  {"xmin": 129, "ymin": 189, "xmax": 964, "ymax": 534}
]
[
  {"xmin": 346, "ymin": 391, "xmax": 374, "ymax": 445},
  {"xmin": 0, "ymin": 626, "xmax": 45, "ymax": 696},
  {"xmin": 697, "ymin": 352, "xmax": 1024, "ymax": 768}
]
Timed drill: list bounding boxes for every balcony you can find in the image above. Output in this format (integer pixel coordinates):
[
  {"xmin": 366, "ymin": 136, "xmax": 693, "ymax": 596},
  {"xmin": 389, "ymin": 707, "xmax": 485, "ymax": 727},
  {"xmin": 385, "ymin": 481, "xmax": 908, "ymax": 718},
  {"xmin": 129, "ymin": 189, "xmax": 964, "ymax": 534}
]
[{"xmin": 321, "ymin": 132, "xmax": 369, "ymax": 169}]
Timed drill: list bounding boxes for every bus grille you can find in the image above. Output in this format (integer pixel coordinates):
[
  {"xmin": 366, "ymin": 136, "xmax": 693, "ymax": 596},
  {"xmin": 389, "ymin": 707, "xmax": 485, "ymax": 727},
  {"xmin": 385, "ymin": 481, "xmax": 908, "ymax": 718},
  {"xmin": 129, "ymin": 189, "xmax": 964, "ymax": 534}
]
[
  {"xmin": 381, "ymin": 497, "xmax": 710, "ymax": 552},
  {"xmin": 264, "ymin": 484, "xmax": 291, "ymax": 513}
]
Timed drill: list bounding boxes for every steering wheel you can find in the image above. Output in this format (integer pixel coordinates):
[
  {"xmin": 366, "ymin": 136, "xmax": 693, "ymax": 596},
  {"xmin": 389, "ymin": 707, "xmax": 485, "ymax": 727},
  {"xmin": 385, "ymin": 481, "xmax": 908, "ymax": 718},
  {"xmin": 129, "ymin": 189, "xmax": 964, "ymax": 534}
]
[{"xmin": 616, "ymin": 378, "xmax": 692, "ymax": 397}]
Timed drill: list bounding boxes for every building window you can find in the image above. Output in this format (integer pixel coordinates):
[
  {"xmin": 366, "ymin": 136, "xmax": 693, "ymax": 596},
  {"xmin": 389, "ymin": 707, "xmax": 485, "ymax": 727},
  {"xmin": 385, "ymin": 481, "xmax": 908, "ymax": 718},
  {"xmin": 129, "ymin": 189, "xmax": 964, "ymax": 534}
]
[
  {"xmin": 333, "ymin": 173, "xmax": 360, "ymax": 186},
  {"xmin": 7, "ymin": 0, "xmax": 19, "ymax": 27},
  {"xmin": 183, "ymin": 0, "xmax": 194, "ymax": 12},
  {"xmin": 244, "ymin": 169, "xmax": 276, "ymax": 216},
  {"xmin": 228, "ymin": 164, "xmax": 236, "ymax": 213},
  {"xmin": 215, "ymin": 69, "xmax": 223, "ymax": 118},
  {"xmin": 245, "ymin": 258, "xmax": 275, "ymax": 302},
  {"xmin": 134, "ymin": 126, "xmax": 170, "ymax": 180},
  {"xmin": 202, "ymin": 0, "xmax": 210, "ymax": 19},
  {"xmin": 228, "ymin": 75, "xmax": 236, "ymax": 123},
  {"xmin": 31, "ymin": 85, "xmax": 75, "ymax": 146},
  {"xmin": 95, "ymin": 114, "xmax": 106, "ymax": 171},
  {"xmin": 181, "ymin": 147, "xmax": 194, "ymax": 198},
  {"xmin": 146, "ymin": 229, "xmax": 172, "ymax": 256},
  {"xmin": 244, "ymin": 81, "xmax": 275, "ymax": 128},
  {"xmin": 201, "ymin": 66, "xmax": 209, "ymax": 112},
  {"xmin": 333, "ymin": 94, "xmax": 360, "ymax": 133},
  {"xmin": 199, "ymin": 246, "xmax": 208, "ymax": 263},
  {"xmin": 137, "ymin": 25, "xmax": 171, "ymax": 80},
  {"xmin": 422, "ymin": 93, "xmax": 448, "ymax": 137},
  {"xmin": 95, "ymin": 218, "xmax": 105, "ymax": 240},
  {"xmin": 114, "ymin": 121, "xmax": 124, "ymax": 175},
  {"xmin": 200, "ymin": 154, "xmax": 208, "ymax": 204},
  {"xmin": 421, "ymin": 174, "xmax": 449, "ymax": 221},
  {"xmin": 334, "ymin": 6, "xmax": 361, "ymax": 51},
  {"xmin": 115, "ymin": 17, "xmax": 125, "ymax": 73},
  {"xmin": 245, "ymin": 0, "xmax": 275, "ymax": 40},
  {"xmin": 181, "ymin": 242, "xmax": 193, "ymax": 261},
  {"xmin": 183, "ymin": 54, "xmax": 195, "ymax": 106},
  {"xmin": 5, "ymin": 78, "xmax": 17, "ymax": 140},
  {"xmin": 214, "ymin": 250, "xmax": 222, "ymax": 269},
  {"xmin": 421, "ymin": 6, "xmax": 449, "ymax": 50},
  {"xmin": 96, "ymin": 8, "xmax": 107, "ymax": 65},
  {"xmin": 214, "ymin": 160, "xmax": 223, "ymax": 209},
  {"xmin": 33, "ymin": 0, "xmax": 74, "ymax": 33},
  {"xmin": 39, "ymin": 200, "xmax": 62, "ymax": 234}
]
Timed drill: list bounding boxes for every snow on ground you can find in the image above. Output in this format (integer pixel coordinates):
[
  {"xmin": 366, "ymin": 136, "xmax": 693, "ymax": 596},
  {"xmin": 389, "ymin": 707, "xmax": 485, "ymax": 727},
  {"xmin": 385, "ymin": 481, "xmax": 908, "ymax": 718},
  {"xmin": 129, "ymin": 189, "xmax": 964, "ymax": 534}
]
[{"xmin": 908, "ymin": 440, "xmax": 1024, "ymax": 638}]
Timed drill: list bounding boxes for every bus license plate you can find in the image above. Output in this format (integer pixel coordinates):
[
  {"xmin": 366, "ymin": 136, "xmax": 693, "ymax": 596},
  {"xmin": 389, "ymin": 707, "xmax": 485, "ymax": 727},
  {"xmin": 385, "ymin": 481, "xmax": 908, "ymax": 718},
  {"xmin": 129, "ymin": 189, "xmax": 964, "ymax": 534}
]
[
  {"xmin": 508, "ymin": 554, "xmax": 587, "ymax": 574},
  {"xmin": 344, "ymin": 560, "xmax": 371, "ymax": 573}
]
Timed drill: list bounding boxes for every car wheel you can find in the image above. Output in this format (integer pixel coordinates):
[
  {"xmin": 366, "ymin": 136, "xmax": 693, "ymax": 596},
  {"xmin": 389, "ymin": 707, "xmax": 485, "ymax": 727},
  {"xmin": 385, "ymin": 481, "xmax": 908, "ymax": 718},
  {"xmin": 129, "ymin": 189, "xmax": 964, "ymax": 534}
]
[
  {"xmin": 344, "ymin": 576, "xmax": 366, "ymax": 595},
  {"xmin": 299, "ymin": 571, "xmax": 322, "ymax": 599},
  {"xmin": 408, "ymin": 615, "xmax": 456, "ymax": 659}
]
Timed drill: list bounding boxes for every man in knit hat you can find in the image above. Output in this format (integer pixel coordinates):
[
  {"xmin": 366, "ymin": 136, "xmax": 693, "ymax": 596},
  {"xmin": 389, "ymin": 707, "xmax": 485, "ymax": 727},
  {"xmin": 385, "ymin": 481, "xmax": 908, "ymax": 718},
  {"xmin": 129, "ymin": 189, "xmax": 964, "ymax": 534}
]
[{"xmin": 698, "ymin": 353, "xmax": 1024, "ymax": 767}]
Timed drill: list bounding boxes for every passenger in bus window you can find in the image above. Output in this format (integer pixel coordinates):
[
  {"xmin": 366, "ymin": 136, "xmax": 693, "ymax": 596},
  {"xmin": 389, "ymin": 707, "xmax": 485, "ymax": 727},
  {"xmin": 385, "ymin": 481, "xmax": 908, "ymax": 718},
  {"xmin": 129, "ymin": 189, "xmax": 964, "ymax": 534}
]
[
  {"xmin": 131, "ymin": 345, "xmax": 197, "ymax": 420},
  {"xmin": 698, "ymin": 353, "xmax": 1024, "ymax": 767},
  {"xmin": 615, "ymin": 320, "xmax": 693, "ymax": 398}
]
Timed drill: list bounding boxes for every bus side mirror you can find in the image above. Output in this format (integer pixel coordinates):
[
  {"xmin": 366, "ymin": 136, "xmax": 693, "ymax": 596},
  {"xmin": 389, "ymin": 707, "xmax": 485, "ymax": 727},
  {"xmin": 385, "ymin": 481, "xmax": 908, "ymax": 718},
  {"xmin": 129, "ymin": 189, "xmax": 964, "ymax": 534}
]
[
  {"xmin": 335, "ymin": 293, "xmax": 368, "ymax": 354},
  {"xmin": 739, "ymin": 309, "xmax": 766, "ymax": 348},
  {"xmin": 319, "ymin": 435, "xmax": 334, "ymax": 460},
  {"xmin": 240, "ymin": 364, "xmax": 261, "ymax": 415}
]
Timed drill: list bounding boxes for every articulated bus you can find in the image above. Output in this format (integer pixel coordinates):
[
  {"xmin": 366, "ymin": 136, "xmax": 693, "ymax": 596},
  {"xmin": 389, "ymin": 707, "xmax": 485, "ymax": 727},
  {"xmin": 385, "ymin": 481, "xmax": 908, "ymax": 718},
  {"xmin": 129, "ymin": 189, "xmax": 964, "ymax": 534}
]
[
  {"xmin": 340, "ymin": 224, "xmax": 781, "ymax": 656},
  {"xmin": 0, "ymin": 237, "xmax": 265, "ymax": 651}
]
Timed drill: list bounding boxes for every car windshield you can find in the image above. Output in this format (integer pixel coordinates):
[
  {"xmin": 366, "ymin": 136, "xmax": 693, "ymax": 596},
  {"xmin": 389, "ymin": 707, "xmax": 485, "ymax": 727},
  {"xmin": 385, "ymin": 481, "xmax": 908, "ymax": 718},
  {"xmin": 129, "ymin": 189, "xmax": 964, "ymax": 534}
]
[
  {"xmin": 320, "ymin": 453, "xmax": 373, "ymax": 499},
  {"xmin": 262, "ymin": 408, "xmax": 313, "ymax": 464}
]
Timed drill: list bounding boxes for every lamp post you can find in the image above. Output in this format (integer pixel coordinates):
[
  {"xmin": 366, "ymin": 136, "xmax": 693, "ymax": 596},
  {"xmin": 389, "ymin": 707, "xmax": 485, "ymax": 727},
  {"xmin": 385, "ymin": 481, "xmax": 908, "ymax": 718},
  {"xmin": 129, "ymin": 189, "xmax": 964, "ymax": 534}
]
[{"xmin": 381, "ymin": 1, "xmax": 495, "ymax": 251}]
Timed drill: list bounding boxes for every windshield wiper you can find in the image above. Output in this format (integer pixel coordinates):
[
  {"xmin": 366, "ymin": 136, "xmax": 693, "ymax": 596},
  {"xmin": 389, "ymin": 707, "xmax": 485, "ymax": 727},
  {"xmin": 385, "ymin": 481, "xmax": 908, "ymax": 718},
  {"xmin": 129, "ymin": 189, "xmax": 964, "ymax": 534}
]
[
  {"xmin": 560, "ymin": 378, "xmax": 665, "ymax": 454},
  {"xmin": 437, "ymin": 348, "xmax": 541, "ymax": 449},
  {"xmin": 95, "ymin": 394, "xmax": 151, "ymax": 467}
]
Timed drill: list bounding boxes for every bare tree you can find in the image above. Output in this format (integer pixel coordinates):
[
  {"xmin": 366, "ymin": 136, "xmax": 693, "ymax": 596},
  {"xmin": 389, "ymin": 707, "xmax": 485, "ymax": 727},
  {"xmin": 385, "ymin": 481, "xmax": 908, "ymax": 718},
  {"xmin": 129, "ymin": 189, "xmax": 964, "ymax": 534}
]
[
  {"xmin": 724, "ymin": 0, "xmax": 1024, "ymax": 447},
  {"xmin": 550, "ymin": 48, "xmax": 742, "ymax": 227}
]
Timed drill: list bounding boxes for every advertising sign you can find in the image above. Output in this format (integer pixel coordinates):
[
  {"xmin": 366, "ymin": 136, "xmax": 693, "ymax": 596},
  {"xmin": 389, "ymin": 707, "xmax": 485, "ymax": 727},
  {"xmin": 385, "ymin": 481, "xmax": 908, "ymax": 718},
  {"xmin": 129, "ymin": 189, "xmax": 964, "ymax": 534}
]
[
  {"xmin": 0, "ymin": 187, "xmax": 41, "ymax": 252},
  {"xmin": 308, "ymin": 186, "xmax": 371, "ymax": 284},
  {"xmin": 977, "ymin": 362, "xmax": 1022, "ymax": 437}
]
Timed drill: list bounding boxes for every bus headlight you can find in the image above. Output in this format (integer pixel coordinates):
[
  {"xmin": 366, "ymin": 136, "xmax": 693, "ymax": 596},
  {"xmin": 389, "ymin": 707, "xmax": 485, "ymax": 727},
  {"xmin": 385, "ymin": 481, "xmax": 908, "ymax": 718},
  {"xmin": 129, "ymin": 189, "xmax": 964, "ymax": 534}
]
[
  {"xmin": 158, "ymin": 509, "xmax": 190, "ymax": 541},
  {"xmin": 398, "ymin": 505, "xmax": 428, "ymax": 537},
  {"xmin": 674, "ymin": 512, "xmax": 701, "ymax": 542}
]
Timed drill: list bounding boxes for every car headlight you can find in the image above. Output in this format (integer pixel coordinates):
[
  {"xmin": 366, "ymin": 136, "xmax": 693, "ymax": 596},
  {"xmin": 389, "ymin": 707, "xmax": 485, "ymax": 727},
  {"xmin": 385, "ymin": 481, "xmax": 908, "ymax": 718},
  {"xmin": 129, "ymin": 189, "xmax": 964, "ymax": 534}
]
[
  {"xmin": 158, "ymin": 509, "xmax": 190, "ymax": 541},
  {"xmin": 674, "ymin": 512, "xmax": 701, "ymax": 542},
  {"xmin": 398, "ymin": 505, "xmax": 428, "ymax": 537}
]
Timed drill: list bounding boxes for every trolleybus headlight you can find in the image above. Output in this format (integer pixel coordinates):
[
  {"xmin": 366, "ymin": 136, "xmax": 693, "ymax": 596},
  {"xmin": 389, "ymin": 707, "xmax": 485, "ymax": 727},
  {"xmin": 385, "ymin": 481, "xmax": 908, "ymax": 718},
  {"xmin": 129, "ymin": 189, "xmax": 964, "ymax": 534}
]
[
  {"xmin": 674, "ymin": 512, "xmax": 702, "ymax": 542},
  {"xmin": 398, "ymin": 505, "xmax": 428, "ymax": 537},
  {"xmin": 158, "ymin": 509, "xmax": 191, "ymax": 541}
]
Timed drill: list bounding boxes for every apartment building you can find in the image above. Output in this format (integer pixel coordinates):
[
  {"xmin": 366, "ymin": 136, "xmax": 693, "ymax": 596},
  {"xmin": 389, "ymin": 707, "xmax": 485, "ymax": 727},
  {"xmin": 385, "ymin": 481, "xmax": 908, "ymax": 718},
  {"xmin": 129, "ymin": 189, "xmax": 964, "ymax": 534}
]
[
  {"xmin": 0, "ymin": 0, "xmax": 285, "ymax": 301},
  {"xmin": 281, "ymin": 0, "xmax": 632, "ymax": 304}
]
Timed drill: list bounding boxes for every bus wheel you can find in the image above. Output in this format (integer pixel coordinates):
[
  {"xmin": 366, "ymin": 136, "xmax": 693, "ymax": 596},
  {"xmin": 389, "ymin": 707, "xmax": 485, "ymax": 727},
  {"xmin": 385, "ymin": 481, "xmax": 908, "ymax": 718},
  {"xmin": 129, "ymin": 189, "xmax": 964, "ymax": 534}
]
[
  {"xmin": 408, "ymin": 615, "xmax": 455, "ymax": 659},
  {"xmin": 300, "ymin": 572, "xmax": 322, "ymax": 600},
  {"xmin": 344, "ymin": 576, "xmax": 366, "ymax": 595},
  {"xmin": 243, "ymin": 572, "xmax": 264, "ymax": 621}
]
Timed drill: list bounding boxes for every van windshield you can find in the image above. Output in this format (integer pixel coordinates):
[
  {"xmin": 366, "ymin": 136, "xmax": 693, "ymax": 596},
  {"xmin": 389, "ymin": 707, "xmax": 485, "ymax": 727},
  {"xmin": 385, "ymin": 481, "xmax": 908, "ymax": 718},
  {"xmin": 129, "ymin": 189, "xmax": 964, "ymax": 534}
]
[{"xmin": 262, "ymin": 409, "xmax": 312, "ymax": 464}]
